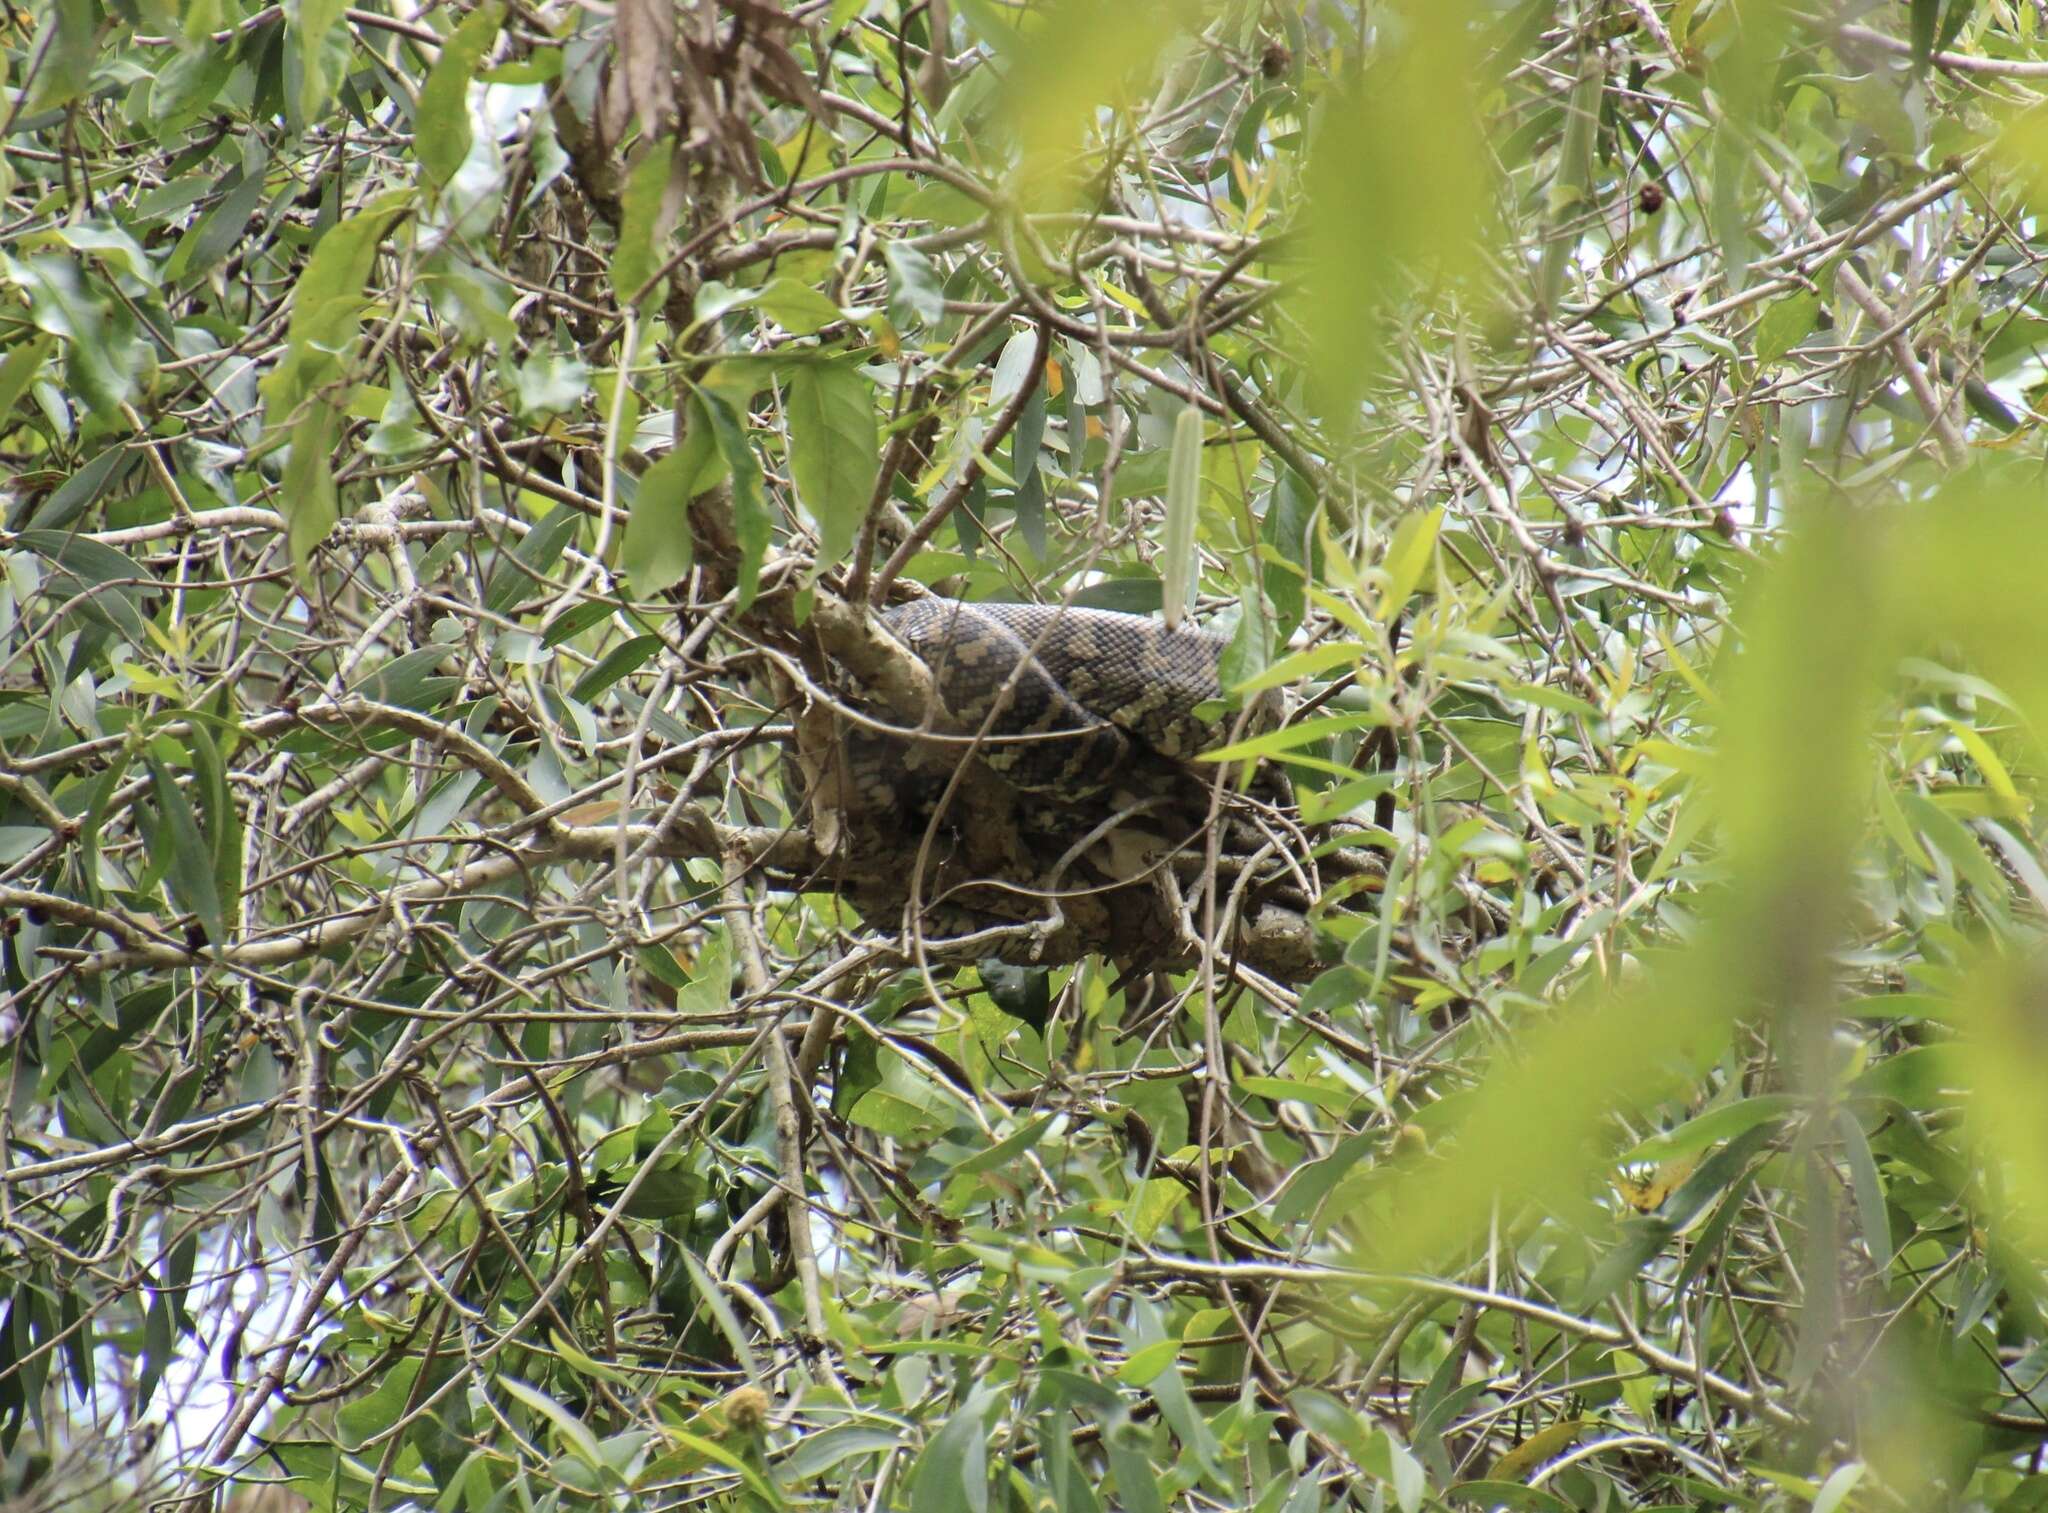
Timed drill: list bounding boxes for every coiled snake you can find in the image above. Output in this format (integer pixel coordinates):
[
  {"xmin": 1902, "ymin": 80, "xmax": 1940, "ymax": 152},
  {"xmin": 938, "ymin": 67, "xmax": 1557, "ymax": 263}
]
[{"xmin": 877, "ymin": 597, "xmax": 1285, "ymax": 799}]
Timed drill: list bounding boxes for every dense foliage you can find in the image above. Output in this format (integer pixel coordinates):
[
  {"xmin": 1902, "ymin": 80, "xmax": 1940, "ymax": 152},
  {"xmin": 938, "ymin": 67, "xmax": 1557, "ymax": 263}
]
[{"xmin": 7, "ymin": 0, "xmax": 2048, "ymax": 1508}]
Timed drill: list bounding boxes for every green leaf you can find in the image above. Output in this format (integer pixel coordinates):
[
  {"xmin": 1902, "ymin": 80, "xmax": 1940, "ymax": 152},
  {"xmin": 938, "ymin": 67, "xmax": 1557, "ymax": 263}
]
[
  {"xmin": 291, "ymin": 0, "xmax": 352, "ymax": 124},
  {"xmin": 261, "ymin": 190, "xmax": 411, "ymax": 422},
  {"xmin": 1237, "ymin": 1075, "xmax": 1354, "ymax": 1116},
  {"xmin": 1161, "ymin": 404, "xmax": 1203, "ymax": 629},
  {"xmin": 989, "ymin": 329, "xmax": 1038, "ymax": 403},
  {"xmin": 542, "ymin": 599, "xmax": 620, "ymax": 648},
  {"xmin": 417, "ymin": 3, "xmax": 504, "ymax": 188},
  {"xmin": 1447, "ymin": 1482, "xmax": 1574, "ymax": 1511},
  {"xmin": 54, "ymin": 224, "xmax": 160, "ymax": 287},
  {"xmin": 622, "ymin": 451, "xmax": 698, "ymax": 595},
  {"xmin": 1812, "ymin": 1462, "xmax": 1865, "ymax": 1513},
  {"xmin": 26, "ymin": 0, "xmax": 96, "ymax": 112},
  {"xmin": 1536, "ymin": 42, "xmax": 1603, "ymax": 312},
  {"xmin": 757, "ymin": 277, "xmax": 844, "ymax": 336},
  {"xmin": 496, "ymin": 1377, "xmax": 602, "ymax": 1471},
  {"xmin": 1835, "ymin": 1108, "xmax": 1892, "ymax": 1267},
  {"xmin": 1380, "ymin": 505, "xmax": 1442, "ymax": 621},
  {"xmin": 167, "ymin": 149, "xmax": 272, "ymax": 284},
  {"xmin": 1296, "ymin": 14, "xmax": 1490, "ymax": 412},
  {"xmin": 1620, "ymin": 1096, "xmax": 1798, "ymax": 1163},
  {"xmin": 485, "ymin": 506, "xmax": 581, "ymax": 615},
  {"xmin": 674, "ymin": 1248, "xmax": 761, "ymax": 1380},
  {"xmin": 948, "ymin": 1115, "xmax": 1056, "ymax": 1178},
  {"xmin": 909, "ymin": 1385, "xmax": 993, "ymax": 1513},
  {"xmin": 570, "ymin": 634, "xmax": 661, "ymax": 702},
  {"xmin": 16, "ymin": 529, "xmax": 148, "ymax": 641},
  {"xmin": 348, "ymin": 646, "xmax": 460, "ymax": 709},
  {"xmin": 13, "ymin": 256, "xmax": 145, "ymax": 418},
  {"xmin": 1849, "ymin": 1043, "xmax": 1963, "ymax": 1106},
  {"xmin": 1754, "ymin": 293, "xmax": 1820, "ymax": 364},
  {"xmin": 146, "ymin": 755, "xmax": 224, "ymax": 946},
  {"xmin": 613, "ymin": 149, "xmax": 674, "ymax": 308},
  {"xmin": 1387, "ymin": 1432, "xmax": 1426, "ymax": 1513},
  {"xmin": 1910, "ymin": 0, "xmax": 1939, "ymax": 72},
  {"xmin": 0, "ymin": 334, "xmax": 54, "ymax": 423},
  {"xmin": 786, "ymin": 362, "xmax": 878, "ymax": 572},
  {"xmin": 149, "ymin": 43, "xmax": 236, "ymax": 128},
  {"xmin": 282, "ymin": 402, "xmax": 341, "ymax": 575},
  {"xmin": 694, "ymin": 387, "xmax": 768, "ymax": 611},
  {"xmin": 511, "ymin": 350, "xmax": 590, "ymax": 419},
  {"xmin": 780, "ymin": 1425, "xmax": 902, "ymax": 1484},
  {"xmin": 1271, "ymin": 1133, "xmax": 1375, "ymax": 1228},
  {"xmin": 885, "ymin": 241, "xmax": 946, "ymax": 327},
  {"xmin": 1199, "ymin": 712, "xmax": 1384, "ymax": 764},
  {"xmin": 184, "ymin": 720, "xmax": 244, "ymax": 940}
]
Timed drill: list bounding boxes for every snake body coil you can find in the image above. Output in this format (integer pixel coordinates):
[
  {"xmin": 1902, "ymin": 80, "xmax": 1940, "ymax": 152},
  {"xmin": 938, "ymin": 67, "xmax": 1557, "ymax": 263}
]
[{"xmin": 878, "ymin": 597, "xmax": 1280, "ymax": 798}]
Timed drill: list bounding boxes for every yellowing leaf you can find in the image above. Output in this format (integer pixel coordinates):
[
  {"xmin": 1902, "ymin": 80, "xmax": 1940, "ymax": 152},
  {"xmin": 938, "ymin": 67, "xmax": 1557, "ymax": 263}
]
[
  {"xmin": 1489, "ymin": 1418, "xmax": 1591, "ymax": 1483},
  {"xmin": 1380, "ymin": 505, "xmax": 1443, "ymax": 621}
]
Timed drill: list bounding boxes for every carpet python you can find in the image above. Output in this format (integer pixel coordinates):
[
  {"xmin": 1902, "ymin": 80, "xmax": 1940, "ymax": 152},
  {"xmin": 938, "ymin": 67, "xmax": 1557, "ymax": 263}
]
[{"xmin": 877, "ymin": 597, "xmax": 1285, "ymax": 799}]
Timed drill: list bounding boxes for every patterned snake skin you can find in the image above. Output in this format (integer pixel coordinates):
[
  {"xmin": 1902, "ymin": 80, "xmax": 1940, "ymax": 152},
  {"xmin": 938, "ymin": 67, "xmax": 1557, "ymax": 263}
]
[{"xmin": 878, "ymin": 597, "xmax": 1284, "ymax": 797}]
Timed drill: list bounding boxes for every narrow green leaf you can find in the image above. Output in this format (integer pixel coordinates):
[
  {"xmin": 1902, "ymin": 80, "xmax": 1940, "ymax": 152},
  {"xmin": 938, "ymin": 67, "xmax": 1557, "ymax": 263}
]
[
  {"xmin": 542, "ymin": 599, "xmax": 621, "ymax": 648},
  {"xmin": 989, "ymin": 329, "xmax": 1038, "ymax": 403},
  {"xmin": 571, "ymin": 634, "xmax": 662, "ymax": 702},
  {"xmin": 282, "ymin": 402, "xmax": 340, "ymax": 575},
  {"xmin": 1621, "ymin": 1096, "xmax": 1798, "ymax": 1163},
  {"xmin": 1936, "ymin": 0, "xmax": 1976, "ymax": 54},
  {"xmin": 146, "ymin": 755, "xmax": 224, "ymax": 946},
  {"xmin": 496, "ymin": 1377, "xmax": 602, "ymax": 1470},
  {"xmin": 184, "ymin": 721, "xmax": 243, "ymax": 939},
  {"xmin": 1834, "ymin": 1108, "xmax": 1893, "ymax": 1267},
  {"xmin": 485, "ymin": 506, "xmax": 581, "ymax": 615},
  {"xmin": 1379, "ymin": 505, "xmax": 1442, "ymax": 622},
  {"xmin": 1536, "ymin": 41, "xmax": 1603, "ymax": 312},
  {"xmin": 695, "ymin": 388, "xmax": 768, "ymax": 611},
  {"xmin": 347, "ymin": 646, "xmax": 459, "ymax": 708},
  {"xmin": 674, "ymin": 1248, "xmax": 761, "ymax": 1381},
  {"xmin": 1161, "ymin": 404, "xmax": 1203, "ymax": 629},
  {"xmin": 149, "ymin": 43, "xmax": 236, "ymax": 128},
  {"xmin": 948, "ymin": 1115, "xmax": 1056, "ymax": 1178},
  {"xmin": 1445, "ymin": 1482, "xmax": 1574, "ymax": 1511},
  {"xmin": 1812, "ymin": 1462, "xmax": 1865, "ymax": 1513},
  {"xmin": 16, "ymin": 440, "xmax": 123, "ymax": 530},
  {"xmin": 781, "ymin": 1425, "xmax": 902, "ymax": 1484},
  {"xmin": 1910, "ymin": 0, "xmax": 1939, "ymax": 71},
  {"xmin": 167, "ymin": 151, "xmax": 272, "ymax": 285},
  {"xmin": 1199, "ymin": 711, "xmax": 1384, "ymax": 764}
]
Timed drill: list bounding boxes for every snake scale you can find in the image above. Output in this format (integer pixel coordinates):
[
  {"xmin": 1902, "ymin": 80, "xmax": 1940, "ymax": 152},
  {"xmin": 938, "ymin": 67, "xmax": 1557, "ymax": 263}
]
[{"xmin": 876, "ymin": 597, "xmax": 1285, "ymax": 799}]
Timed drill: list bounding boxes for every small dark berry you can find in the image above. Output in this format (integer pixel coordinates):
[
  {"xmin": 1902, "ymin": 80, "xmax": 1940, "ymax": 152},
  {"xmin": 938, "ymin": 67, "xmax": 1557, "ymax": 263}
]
[
  {"xmin": 1260, "ymin": 40, "xmax": 1292, "ymax": 79},
  {"xmin": 1639, "ymin": 182, "xmax": 1665, "ymax": 214}
]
